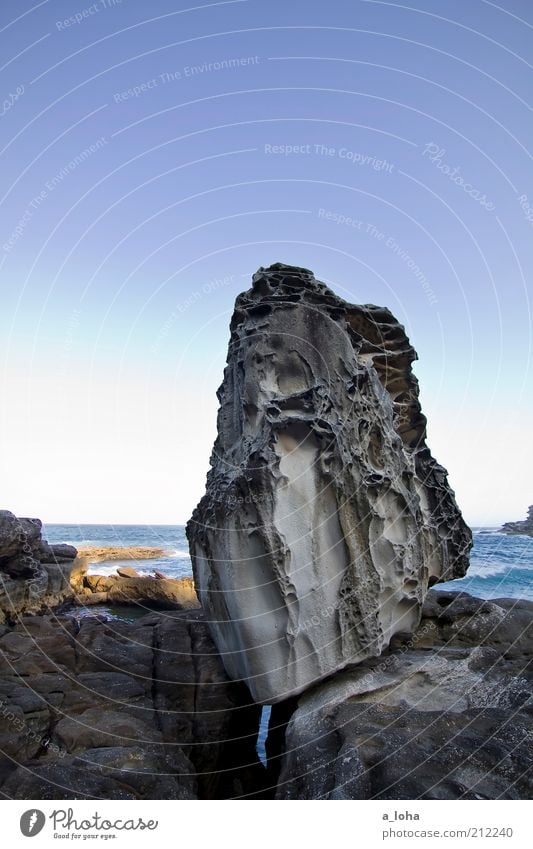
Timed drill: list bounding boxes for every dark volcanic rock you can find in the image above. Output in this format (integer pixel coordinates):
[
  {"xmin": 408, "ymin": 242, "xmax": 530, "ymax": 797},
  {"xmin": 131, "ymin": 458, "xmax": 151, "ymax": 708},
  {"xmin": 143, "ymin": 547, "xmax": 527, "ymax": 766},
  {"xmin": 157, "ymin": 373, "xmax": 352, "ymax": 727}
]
[
  {"xmin": 187, "ymin": 264, "xmax": 472, "ymax": 704},
  {"xmin": 276, "ymin": 591, "xmax": 533, "ymax": 799},
  {"xmin": 39, "ymin": 543, "xmax": 78, "ymax": 563},
  {"xmin": 0, "ymin": 510, "xmax": 77, "ymax": 622},
  {"xmin": 500, "ymin": 505, "xmax": 533, "ymax": 537},
  {"xmin": 0, "ymin": 609, "xmax": 264, "ymax": 799}
]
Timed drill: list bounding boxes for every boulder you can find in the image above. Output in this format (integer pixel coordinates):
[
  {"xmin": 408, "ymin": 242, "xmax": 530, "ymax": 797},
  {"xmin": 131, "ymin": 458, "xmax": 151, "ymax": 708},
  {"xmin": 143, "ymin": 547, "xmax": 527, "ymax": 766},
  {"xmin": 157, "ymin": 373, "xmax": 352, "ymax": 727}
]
[
  {"xmin": 117, "ymin": 566, "xmax": 141, "ymax": 578},
  {"xmin": 0, "ymin": 512, "xmax": 77, "ymax": 621},
  {"xmin": 69, "ymin": 555, "xmax": 89, "ymax": 594},
  {"xmin": 0, "ymin": 511, "xmax": 26, "ymax": 562},
  {"xmin": 276, "ymin": 591, "xmax": 533, "ymax": 799},
  {"xmin": 39, "ymin": 543, "xmax": 78, "ymax": 563},
  {"xmin": 187, "ymin": 264, "xmax": 472, "ymax": 703}
]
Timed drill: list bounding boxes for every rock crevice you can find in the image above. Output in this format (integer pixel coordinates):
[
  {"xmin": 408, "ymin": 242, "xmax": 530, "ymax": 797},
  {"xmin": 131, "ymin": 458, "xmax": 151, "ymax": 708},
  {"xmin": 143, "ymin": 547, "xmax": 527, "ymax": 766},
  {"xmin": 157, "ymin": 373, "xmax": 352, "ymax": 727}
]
[{"xmin": 0, "ymin": 609, "xmax": 264, "ymax": 799}]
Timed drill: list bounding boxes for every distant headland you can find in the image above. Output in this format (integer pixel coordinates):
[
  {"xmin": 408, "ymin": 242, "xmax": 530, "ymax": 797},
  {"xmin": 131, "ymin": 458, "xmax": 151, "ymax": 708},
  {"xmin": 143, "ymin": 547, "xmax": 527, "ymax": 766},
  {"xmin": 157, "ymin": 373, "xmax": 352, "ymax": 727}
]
[{"xmin": 500, "ymin": 505, "xmax": 533, "ymax": 537}]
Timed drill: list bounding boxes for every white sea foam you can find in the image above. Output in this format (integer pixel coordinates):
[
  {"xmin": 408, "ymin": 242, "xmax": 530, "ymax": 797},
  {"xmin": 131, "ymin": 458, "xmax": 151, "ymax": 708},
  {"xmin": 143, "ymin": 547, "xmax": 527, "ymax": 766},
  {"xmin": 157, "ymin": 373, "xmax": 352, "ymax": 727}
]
[
  {"xmin": 467, "ymin": 562, "xmax": 511, "ymax": 578},
  {"xmin": 87, "ymin": 563, "xmax": 168, "ymax": 577},
  {"xmin": 87, "ymin": 564, "xmax": 120, "ymax": 576},
  {"xmin": 473, "ymin": 531, "xmax": 506, "ymax": 538}
]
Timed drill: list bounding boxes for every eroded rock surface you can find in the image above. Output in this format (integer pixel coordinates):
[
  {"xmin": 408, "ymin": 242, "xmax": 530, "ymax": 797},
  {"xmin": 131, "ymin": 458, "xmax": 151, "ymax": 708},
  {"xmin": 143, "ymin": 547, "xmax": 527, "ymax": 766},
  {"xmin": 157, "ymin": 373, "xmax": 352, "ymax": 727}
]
[
  {"xmin": 276, "ymin": 591, "xmax": 533, "ymax": 799},
  {"xmin": 187, "ymin": 264, "xmax": 472, "ymax": 703}
]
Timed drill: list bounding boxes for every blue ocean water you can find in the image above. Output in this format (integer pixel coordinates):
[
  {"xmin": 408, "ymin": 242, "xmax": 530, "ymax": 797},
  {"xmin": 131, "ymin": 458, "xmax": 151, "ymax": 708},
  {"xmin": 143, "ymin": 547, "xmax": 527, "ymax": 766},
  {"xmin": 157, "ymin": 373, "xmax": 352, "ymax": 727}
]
[
  {"xmin": 44, "ymin": 523, "xmax": 192, "ymax": 579},
  {"xmin": 435, "ymin": 528, "xmax": 533, "ymax": 601},
  {"xmin": 44, "ymin": 523, "xmax": 533, "ymax": 602}
]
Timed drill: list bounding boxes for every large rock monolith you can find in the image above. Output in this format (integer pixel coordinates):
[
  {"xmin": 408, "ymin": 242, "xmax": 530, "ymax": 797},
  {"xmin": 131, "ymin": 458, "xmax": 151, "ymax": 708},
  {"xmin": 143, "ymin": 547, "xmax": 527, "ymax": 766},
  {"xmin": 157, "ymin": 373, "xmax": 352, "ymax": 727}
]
[{"xmin": 187, "ymin": 264, "xmax": 471, "ymax": 703}]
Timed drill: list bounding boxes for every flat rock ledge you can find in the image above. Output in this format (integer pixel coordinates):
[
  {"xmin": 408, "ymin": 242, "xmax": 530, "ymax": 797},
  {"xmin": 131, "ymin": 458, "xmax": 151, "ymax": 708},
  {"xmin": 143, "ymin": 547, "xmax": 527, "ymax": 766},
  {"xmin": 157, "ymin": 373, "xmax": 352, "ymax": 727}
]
[{"xmin": 77, "ymin": 546, "xmax": 172, "ymax": 562}]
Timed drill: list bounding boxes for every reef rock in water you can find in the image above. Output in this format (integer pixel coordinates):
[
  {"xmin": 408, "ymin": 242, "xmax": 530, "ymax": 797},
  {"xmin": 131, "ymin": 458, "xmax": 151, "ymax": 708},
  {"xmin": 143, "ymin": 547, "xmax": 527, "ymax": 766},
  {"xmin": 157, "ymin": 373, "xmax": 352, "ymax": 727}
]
[{"xmin": 187, "ymin": 264, "xmax": 472, "ymax": 704}]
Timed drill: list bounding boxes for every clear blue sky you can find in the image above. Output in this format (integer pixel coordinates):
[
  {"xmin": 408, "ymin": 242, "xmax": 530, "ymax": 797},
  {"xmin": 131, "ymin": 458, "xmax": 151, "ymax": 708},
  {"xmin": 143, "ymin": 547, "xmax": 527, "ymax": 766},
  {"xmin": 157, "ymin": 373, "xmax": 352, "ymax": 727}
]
[{"xmin": 1, "ymin": 0, "xmax": 532, "ymax": 525}]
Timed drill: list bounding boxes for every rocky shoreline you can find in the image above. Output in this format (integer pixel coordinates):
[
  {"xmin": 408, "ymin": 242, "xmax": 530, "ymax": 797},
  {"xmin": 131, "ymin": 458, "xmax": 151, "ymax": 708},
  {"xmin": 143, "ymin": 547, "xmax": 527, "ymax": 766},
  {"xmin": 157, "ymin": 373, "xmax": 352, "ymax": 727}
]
[
  {"xmin": 500, "ymin": 505, "xmax": 533, "ymax": 537},
  {"xmin": 1, "ymin": 266, "xmax": 531, "ymax": 800},
  {"xmin": 0, "ymin": 508, "xmax": 531, "ymax": 799},
  {"xmin": 0, "ymin": 607, "xmax": 264, "ymax": 799},
  {"xmin": 0, "ymin": 510, "xmax": 264, "ymax": 799},
  {"xmin": 0, "ymin": 512, "xmax": 198, "ymax": 622}
]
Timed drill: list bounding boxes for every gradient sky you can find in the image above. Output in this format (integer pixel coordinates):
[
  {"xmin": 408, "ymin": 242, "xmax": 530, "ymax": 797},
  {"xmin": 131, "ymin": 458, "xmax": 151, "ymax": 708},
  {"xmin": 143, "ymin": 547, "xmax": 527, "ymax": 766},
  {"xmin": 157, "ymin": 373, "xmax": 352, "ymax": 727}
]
[{"xmin": 1, "ymin": 0, "xmax": 532, "ymax": 525}]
